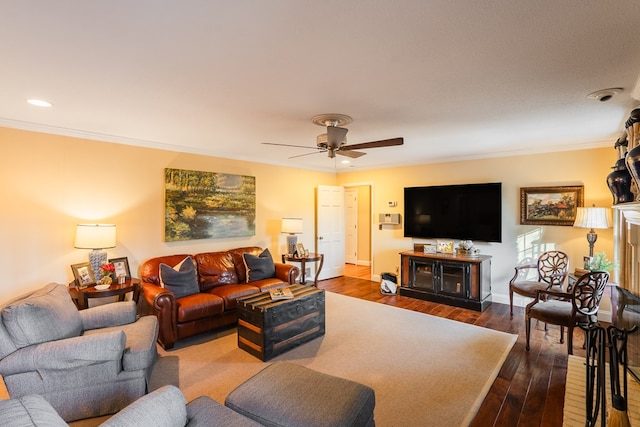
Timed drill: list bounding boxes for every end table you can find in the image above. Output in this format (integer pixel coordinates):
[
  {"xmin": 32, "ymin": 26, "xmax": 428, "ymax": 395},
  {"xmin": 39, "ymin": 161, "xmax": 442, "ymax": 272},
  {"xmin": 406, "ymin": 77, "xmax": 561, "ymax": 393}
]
[
  {"xmin": 68, "ymin": 278, "xmax": 140, "ymax": 310},
  {"xmin": 281, "ymin": 253, "xmax": 324, "ymax": 286}
]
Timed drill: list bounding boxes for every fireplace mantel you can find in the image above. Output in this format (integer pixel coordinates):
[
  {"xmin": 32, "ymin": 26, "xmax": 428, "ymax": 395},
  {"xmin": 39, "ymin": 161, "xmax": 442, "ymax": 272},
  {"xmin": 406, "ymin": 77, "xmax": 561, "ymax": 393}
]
[{"xmin": 613, "ymin": 202, "xmax": 640, "ymax": 295}]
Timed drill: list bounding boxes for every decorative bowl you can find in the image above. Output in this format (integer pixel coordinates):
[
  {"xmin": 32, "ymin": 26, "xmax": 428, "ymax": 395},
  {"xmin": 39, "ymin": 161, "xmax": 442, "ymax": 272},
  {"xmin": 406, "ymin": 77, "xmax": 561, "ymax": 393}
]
[{"xmin": 94, "ymin": 284, "xmax": 111, "ymax": 290}]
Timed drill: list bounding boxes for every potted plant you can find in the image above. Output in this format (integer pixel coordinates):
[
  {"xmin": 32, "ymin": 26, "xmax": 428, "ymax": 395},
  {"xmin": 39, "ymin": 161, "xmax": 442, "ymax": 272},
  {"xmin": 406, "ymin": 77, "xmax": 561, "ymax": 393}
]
[{"xmin": 586, "ymin": 252, "xmax": 617, "ymax": 272}]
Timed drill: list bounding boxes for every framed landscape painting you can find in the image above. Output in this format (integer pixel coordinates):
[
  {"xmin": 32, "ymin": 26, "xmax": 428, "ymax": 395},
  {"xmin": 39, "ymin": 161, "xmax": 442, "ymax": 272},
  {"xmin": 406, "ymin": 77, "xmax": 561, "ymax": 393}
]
[
  {"xmin": 164, "ymin": 168, "xmax": 256, "ymax": 242},
  {"xmin": 520, "ymin": 185, "xmax": 584, "ymax": 226}
]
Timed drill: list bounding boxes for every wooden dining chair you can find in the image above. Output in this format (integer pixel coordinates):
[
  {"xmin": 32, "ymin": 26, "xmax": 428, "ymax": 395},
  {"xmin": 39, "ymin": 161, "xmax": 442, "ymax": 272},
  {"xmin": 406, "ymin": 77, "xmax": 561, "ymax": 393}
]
[
  {"xmin": 509, "ymin": 250, "xmax": 569, "ymax": 316},
  {"xmin": 525, "ymin": 270, "xmax": 609, "ymax": 354}
]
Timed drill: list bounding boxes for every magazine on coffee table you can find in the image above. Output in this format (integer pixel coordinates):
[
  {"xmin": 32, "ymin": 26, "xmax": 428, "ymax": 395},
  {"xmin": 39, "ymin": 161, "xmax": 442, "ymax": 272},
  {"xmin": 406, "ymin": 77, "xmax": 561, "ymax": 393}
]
[{"xmin": 270, "ymin": 287, "xmax": 294, "ymax": 301}]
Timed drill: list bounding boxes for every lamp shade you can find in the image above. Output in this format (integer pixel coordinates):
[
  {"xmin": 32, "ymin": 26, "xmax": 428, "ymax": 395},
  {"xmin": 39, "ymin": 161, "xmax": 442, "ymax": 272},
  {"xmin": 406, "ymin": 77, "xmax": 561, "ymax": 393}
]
[
  {"xmin": 573, "ymin": 207, "xmax": 613, "ymax": 230},
  {"xmin": 281, "ymin": 218, "xmax": 303, "ymax": 234},
  {"xmin": 74, "ymin": 224, "xmax": 117, "ymax": 249}
]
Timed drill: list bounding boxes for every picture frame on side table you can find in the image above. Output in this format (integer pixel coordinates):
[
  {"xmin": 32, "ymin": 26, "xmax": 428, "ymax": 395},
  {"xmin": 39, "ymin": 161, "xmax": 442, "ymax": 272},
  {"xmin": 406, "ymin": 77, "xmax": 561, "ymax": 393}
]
[
  {"xmin": 109, "ymin": 257, "xmax": 131, "ymax": 280},
  {"xmin": 295, "ymin": 243, "xmax": 306, "ymax": 258},
  {"xmin": 520, "ymin": 185, "xmax": 584, "ymax": 226},
  {"xmin": 71, "ymin": 262, "xmax": 96, "ymax": 288},
  {"xmin": 436, "ymin": 240, "xmax": 454, "ymax": 254}
]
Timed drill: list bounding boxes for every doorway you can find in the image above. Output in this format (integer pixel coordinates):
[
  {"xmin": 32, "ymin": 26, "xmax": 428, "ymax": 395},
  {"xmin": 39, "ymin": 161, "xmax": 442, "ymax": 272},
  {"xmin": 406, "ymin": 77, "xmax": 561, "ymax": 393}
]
[{"xmin": 343, "ymin": 184, "xmax": 372, "ymax": 281}]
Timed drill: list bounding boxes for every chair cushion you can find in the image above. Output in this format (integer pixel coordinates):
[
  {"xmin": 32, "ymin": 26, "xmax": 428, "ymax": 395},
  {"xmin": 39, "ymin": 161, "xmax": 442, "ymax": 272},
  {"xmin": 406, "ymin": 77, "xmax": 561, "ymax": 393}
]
[
  {"xmin": 160, "ymin": 256, "xmax": 200, "ymax": 298},
  {"xmin": 1, "ymin": 283, "xmax": 82, "ymax": 348},
  {"xmin": 0, "ymin": 394, "xmax": 67, "ymax": 427},
  {"xmin": 243, "ymin": 249, "xmax": 275, "ymax": 283},
  {"xmin": 527, "ymin": 300, "xmax": 587, "ymax": 325},
  {"xmin": 510, "ymin": 281, "xmax": 550, "ymax": 298}
]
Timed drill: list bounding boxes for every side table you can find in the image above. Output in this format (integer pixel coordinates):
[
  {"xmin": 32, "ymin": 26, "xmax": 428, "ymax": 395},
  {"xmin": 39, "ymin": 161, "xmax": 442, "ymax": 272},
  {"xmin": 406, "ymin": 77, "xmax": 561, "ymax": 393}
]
[
  {"xmin": 282, "ymin": 253, "xmax": 324, "ymax": 286},
  {"xmin": 68, "ymin": 278, "xmax": 140, "ymax": 310}
]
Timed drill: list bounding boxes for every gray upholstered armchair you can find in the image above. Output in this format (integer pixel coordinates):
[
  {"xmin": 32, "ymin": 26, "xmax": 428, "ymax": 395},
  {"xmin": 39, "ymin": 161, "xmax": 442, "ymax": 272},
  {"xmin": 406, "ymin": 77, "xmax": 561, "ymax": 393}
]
[{"xmin": 0, "ymin": 283, "xmax": 159, "ymax": 422}]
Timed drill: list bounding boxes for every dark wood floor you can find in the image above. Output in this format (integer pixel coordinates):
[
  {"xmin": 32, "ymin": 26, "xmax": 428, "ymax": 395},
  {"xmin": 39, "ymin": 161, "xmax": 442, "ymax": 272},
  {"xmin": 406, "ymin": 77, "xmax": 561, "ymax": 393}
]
[{"xmin": 319, "ymin": 275, "xmax": 589, "ymax": 427}]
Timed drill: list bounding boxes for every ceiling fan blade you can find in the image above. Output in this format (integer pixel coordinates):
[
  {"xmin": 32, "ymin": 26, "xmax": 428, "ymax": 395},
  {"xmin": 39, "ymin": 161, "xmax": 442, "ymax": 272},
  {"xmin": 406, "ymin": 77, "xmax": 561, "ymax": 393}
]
[
  {"xmin": 262, "ymin": 142, "xmax": 318, "ymax": 150},
  {"xmin": 288, "ymin": 150, "xmax": 325, "ymax": 159},
  {"xmin": 341, "ymin": 137, "xmax": 403, "ymax": 151},
  {"xmin": 337, "ymin": 150, "xmax": 366, "ymax": 158},
  {"xmin": 326, "ymin": 126, "xmax": 349, "ymax": 148}
]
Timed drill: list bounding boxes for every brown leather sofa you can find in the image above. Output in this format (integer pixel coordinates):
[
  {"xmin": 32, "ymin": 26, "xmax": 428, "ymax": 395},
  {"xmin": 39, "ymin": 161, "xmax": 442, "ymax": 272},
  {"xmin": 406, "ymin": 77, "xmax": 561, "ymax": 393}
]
[{"xmin": 139, "ymin": 246, "xmax": 299, "ymax": 349}]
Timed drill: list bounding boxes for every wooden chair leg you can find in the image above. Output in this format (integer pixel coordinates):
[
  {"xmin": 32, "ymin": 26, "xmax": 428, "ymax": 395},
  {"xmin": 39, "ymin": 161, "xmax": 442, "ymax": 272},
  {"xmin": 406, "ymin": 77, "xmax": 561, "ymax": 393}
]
[
  {"xmin": 509, "ymin": 288, "xmax": 514, "ymax": 316},
  {"xmin": 560, "ymin": 326, "xmax": 564, "ymax": 344},
  {"xmin": 567, "ymin": 326, "xmax": 573, "ymax": 355},
  {"xmin": 525, "ymin": 315, "xmax": 531, "ymax": 351}
]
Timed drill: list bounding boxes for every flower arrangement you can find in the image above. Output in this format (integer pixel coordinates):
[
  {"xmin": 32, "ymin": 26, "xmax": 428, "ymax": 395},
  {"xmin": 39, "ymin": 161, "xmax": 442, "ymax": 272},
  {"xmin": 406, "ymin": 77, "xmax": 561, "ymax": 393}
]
[
  {"xmin": 99, "ymin": 263, "xmax": 115, "ymax": 285},
  {"xmin": 100, "ymin": 263, "xmax": 115, "ymax": 277}
]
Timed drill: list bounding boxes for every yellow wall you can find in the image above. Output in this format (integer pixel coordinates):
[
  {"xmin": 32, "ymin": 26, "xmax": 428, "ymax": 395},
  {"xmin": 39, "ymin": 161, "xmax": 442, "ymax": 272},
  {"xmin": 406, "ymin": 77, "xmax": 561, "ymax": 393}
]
[
  {"xmin": 0, "ymin": 124, "xmax": 619, "ymax": 310},
  {"xmin": 0, "ymin": 126, "xmax": 336, "ymax": 301},
  {"xmin": 338, "ymin": 147, "xmax": 617, "ymax": 307}
]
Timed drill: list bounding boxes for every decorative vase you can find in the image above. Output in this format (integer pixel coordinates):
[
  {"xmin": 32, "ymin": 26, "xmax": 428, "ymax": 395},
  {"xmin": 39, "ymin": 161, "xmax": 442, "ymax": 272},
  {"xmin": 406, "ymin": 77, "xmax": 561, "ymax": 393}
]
[
  {"xmin": 607, "ymin": 158, "xmax": 634, "ymax": 204},
  {"xmin": 624, "ymin": 109, "xmax": 640, "ymax": 199},
  {"xmin": 100, "ymin": 275, "xmax": 113, "ymax": 286}
]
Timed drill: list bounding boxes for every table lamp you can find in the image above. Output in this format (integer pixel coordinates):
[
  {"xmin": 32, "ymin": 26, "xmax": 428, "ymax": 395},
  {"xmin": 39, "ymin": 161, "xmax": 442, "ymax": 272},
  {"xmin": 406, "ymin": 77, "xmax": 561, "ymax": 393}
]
[
  {"xmin": 281, "ymin": 218, "xmax": 303, "ymax": 255},
  {"xmin": 573, "ymin": 206, "xmax": 612, "ymax": 257},
  {"xmin": 74, "ymin": 224, "xmax": 116, "ymax": 277}
]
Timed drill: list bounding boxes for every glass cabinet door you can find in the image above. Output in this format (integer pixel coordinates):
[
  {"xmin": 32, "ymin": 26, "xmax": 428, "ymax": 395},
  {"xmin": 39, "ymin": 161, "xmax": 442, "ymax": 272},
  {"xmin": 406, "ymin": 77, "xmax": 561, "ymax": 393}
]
[{"xmin": 411, "ymin": 259, "xmax": 437, "ymax": 292}]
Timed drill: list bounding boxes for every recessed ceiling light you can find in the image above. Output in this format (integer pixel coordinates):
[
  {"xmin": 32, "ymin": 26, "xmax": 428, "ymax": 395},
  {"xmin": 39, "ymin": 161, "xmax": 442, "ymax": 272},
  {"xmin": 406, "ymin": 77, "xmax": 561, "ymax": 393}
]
[
  {"xmin": 27, "ymin": 99, "xmax": 52, "ymax": 107},
  {"xmin": 341, "ymin": 160, "xmax": 351, "ymax": 164}
]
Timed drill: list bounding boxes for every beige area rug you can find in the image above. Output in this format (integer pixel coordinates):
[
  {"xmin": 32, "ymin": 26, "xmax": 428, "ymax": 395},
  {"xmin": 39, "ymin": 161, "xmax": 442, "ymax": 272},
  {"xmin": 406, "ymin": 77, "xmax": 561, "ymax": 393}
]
[
  {"xmin": 563, "ymin": 355, "xmax": 640, "ymax": 427},
  {"xmin": 144, "ymin": 292, "xmax": 516, "ymax": 427}
]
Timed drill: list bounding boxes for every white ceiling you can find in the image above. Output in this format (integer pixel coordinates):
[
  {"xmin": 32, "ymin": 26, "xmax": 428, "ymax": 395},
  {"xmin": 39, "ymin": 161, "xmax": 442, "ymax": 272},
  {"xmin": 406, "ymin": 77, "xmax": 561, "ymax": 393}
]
[{"xmin": 1, "ymin": 1, "xmax": 640, "ymax": 172}]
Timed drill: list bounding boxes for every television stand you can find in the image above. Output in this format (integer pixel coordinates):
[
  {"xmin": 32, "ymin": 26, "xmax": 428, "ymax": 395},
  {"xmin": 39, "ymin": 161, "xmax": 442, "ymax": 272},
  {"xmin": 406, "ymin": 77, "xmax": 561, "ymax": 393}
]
[{"xmin": 399, "ymin": 251, "xmax": 492, "ymax": 311}]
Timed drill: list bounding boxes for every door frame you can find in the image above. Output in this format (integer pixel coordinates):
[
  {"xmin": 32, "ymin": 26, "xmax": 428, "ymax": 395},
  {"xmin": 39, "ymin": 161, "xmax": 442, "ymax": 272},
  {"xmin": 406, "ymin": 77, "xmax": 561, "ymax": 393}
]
[{"xmin": 342, "ymin": 181, "xmax": 375, "ymax": 278}]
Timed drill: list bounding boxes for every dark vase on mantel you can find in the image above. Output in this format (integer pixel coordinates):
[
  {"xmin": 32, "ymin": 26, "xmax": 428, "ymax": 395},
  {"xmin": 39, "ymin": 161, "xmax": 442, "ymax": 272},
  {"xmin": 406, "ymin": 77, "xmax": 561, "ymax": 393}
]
[
  {"xmin": 607, "ymin": 157, "xmax": 634, "ymax": 204},
  {"xmin": 625, "ymin": 108, "xmax": 640, "ymax": 199}
]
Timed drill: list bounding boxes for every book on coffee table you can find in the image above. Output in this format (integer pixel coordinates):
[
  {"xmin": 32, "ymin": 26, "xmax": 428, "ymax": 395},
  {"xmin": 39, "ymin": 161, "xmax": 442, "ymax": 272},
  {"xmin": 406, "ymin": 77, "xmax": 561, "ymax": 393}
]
[{"xmin": 270, "ymin": 287, "xmax": 294, "ymax": 301}]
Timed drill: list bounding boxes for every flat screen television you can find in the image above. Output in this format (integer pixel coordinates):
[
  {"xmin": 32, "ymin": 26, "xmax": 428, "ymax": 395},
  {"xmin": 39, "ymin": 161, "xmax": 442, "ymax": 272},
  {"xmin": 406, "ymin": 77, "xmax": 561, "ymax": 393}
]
[{"xmin": 404, "ymin": 182, "xmax": 502, "ymax": 242}]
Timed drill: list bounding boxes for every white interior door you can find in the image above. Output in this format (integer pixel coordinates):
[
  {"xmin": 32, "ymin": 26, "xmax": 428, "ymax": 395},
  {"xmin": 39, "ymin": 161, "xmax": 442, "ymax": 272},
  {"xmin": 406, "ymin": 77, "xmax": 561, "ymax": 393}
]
[
  {"xmin": 316, "ymin": 185, "xmax": 345, "ymax": 280},
  {"xmin": 345, "ymin": 188, "xmax": 358, "ymax": 264}
]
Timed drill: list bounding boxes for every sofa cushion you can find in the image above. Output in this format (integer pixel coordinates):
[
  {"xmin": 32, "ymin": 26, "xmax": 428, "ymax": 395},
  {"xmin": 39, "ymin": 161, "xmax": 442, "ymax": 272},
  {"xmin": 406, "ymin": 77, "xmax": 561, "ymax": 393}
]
[
  {"xmin": 176, "ymin": 292, "xmax": 225, "ymax": 323},
  {"xmin": 243, "ymin": 249, "xmax": 276, "ymax": 283},
  {"xmin": 1, "ymin": 283, "xmax": 83, "ymax": 348},
  {"xmin": 194, "ymin": 251, "xmax": 238, "ymax": 291},
  {"xmin": 0, "ymin": 394, "xmax": 68, "ymax": 427},
  {"xmin": 160, "ymin": 256, "xmax": 200, "ymax": 298}
]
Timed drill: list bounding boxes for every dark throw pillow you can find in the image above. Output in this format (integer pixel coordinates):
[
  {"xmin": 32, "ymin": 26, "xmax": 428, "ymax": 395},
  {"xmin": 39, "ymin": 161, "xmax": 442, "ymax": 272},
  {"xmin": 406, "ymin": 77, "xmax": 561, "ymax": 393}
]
[
  {"xmin": 243, "ymin": 249, "xmax": 276, "ymax": 283},
  {"xmin": 159, "ymin": 256, "xmax": 200, "ymax": 298}
]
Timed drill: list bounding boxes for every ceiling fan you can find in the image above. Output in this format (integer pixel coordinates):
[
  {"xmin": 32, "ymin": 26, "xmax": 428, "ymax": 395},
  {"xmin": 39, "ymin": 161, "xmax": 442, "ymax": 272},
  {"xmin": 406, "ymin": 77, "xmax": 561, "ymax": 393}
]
[{"xmin": 263, "ymin": 114, "xmax": 403, "ymax": 159}]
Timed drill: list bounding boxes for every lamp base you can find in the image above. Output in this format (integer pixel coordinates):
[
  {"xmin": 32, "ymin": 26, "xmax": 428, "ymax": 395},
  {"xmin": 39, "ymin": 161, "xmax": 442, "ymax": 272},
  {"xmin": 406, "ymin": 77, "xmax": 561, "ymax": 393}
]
[
  {"xmin": 88, "ymin": 249, "xmax": 108, "ymax": 278},
  {"xmin": 286, "ymin": 234, "xmax": 297, "ymax": 256},
  {"xmin": 586, "ymin": 229, "xmax": 598, "ymax": 258}
]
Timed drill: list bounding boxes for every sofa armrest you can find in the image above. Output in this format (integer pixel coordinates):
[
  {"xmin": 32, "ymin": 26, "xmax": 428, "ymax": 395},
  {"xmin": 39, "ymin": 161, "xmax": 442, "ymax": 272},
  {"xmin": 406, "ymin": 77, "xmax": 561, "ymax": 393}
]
[
  {"xmin": 139, "ymin": 282, "xmax": 178, "ymax": 349},
  {"xmin": 80, "ymin": 300, "xmax": 137, "ymax": 330},
  {"xmin": 0, "ymin": 330, "xmax": 125, "ymax": 375},
  {"xmin": 100, "ymin": 385, "xmax": 187, "ymax": 427},
  {"xmin": 275, "ymin": 263, "xmax": 300, "ymax": 285},
  {"xmin": 0, "ymin": 394, "xmax": 68, "ymax": 427}
]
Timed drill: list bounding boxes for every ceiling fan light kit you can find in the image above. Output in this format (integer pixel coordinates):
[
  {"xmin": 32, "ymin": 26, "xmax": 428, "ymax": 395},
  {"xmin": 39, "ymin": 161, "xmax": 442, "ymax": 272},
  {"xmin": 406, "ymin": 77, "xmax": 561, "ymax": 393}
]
[{"xmin": 263, "ymin": 113, "xmax": 404, "ymax": 161}]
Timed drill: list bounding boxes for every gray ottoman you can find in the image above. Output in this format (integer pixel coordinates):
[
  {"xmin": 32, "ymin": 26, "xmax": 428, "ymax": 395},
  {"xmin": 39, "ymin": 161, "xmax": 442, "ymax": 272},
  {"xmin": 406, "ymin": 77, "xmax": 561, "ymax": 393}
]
[{"xmin": 225, "ymin": 362, "xmax": 375, "ymax": 427}]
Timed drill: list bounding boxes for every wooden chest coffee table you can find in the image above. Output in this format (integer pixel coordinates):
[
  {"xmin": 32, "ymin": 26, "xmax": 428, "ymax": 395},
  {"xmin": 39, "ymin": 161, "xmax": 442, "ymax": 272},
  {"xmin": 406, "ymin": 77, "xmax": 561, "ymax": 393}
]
[{"xmin": 237, "ymin": 284, "xmax": 325, "ymax": 361}]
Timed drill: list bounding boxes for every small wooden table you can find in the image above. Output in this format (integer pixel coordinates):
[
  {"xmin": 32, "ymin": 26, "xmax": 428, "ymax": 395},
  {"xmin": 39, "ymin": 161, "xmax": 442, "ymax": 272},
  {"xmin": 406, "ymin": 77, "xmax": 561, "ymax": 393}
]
[
  {"xmin": 68, "ymin": 278, "xmax": 140, "ymax": 310},
  {"xmin": 282, "ymin": 253, "xmax": 324, "ymax": 286}
]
